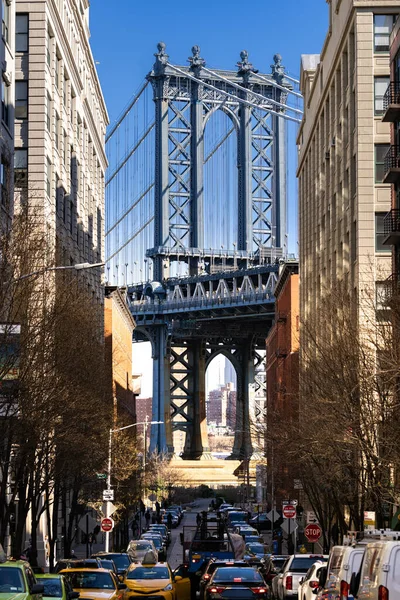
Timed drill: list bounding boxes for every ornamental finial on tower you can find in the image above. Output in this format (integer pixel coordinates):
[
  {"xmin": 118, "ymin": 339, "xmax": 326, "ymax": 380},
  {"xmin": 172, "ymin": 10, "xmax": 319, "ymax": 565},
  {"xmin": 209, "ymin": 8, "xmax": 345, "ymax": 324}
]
[
  {"xmin": 188, "ymin": 45, "xmax": 205, "ymax": 76},
  {"xmin": 237, "ymin": 50, "xmax": 258, "ymax": 83},
  {"xmin": 271, "ymin": 53, "xmax": 285, "ymax": 84},
  {"xmin": 153, "ymin": 42, "xmax": 169, "ymax": 75}
]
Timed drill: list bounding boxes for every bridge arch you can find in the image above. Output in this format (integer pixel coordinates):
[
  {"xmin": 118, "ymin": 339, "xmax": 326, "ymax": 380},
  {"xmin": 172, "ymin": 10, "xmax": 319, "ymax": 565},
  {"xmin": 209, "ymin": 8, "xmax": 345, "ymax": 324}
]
[{"xmin": 203, "ymin": 108, "xmax": 238, "ymax": 251}]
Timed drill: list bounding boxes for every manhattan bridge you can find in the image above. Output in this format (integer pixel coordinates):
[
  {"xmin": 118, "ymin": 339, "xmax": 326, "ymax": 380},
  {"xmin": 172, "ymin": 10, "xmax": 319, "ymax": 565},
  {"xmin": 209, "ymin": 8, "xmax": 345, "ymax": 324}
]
[{"xmin": 105, "ymin": 43, "xmax": 302, "ymax": 466}]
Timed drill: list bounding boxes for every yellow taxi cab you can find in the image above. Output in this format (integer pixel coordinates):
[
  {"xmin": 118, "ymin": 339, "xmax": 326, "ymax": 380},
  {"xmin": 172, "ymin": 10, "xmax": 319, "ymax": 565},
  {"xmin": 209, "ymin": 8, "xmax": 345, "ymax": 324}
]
[
  {"xmin": 60, "ymin": 568, "xmax": 126, "ymax": 600},
  {"xmin": 123, "ymin": 553, "xmax": 190, "ymax": 600}
]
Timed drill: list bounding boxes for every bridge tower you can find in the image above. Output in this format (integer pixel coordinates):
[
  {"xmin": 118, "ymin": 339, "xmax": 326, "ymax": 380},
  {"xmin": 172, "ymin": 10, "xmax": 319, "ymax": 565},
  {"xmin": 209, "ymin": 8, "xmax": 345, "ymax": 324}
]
[{"xmin": 135, "ymin": 44, "xmax": 292, "ymax": 460}]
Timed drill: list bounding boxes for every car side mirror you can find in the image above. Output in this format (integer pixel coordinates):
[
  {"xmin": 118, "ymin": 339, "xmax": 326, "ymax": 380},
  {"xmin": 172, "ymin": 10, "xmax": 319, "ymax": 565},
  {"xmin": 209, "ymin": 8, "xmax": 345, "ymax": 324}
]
[
  {"xmin": 299, "ymin": 578, "xmax": 304, "ymax": 584},
  {"xmin": 118, "ymin": 584, "xmax": 127, "ymax": 590},
  {"xmin": 318, "ymin": 566, "xmax": 327, "ymax": 588},
  {"xmin": 312, "ymin": 588, "xmax": 319, "ymax": 595},
  {"xmin": 69, "ymin": 592, "xmax": 80, "ymax": 599},
  {"xmin": 118, "ymin": 575, "xmax": 124, "ymax": 583},
  {"xmin": 31, "ymin": 584, "xmax": 44, "ymax": 595},
  {"xmin": 174, "ymin": 575, "xmax": 182, "ymax": 582}
]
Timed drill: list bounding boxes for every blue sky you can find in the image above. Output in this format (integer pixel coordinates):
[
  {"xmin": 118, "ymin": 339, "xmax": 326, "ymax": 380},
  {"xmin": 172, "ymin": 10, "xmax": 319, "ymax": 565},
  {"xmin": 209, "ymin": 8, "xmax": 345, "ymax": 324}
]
[{"xmin": 90, "ymin": 0, "xmax": 328, "ymax": 124}]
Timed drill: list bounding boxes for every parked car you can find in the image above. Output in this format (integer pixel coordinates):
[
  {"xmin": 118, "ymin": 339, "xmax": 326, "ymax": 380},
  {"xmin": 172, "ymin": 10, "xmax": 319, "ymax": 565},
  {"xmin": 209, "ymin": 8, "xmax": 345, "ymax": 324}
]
[
  {"xmin": 148, "ymin": 524, "xmax": 170, "ymax": 545},
  {"xmin": 275, "ymin": 554, "xmax": 328, "ymax": 599},
  {"xmin": 315, "ymin": 544, "xmax": 364, "ymax": 600},
  {"xmin": 297, "ymin": 561, "xmax": 326, "ymax": 600},
  {"xmin": 0, "ymin": 560, "xmax": 44, "ymax": 600},
  {"xmin": 353, "ymin": 539, "xmax": 400, "ymax": 600},
  {"xmin": 204, "ymin": 566, "xmax": 269, "ymax": 600},
  {"xmin": 36, "ymin": 573, "xmax": 79, "ymax": 600},
  {"xmin": 127, "ymin": 540, "xmax": 157, "ymax": 563},
  {"xmin": 198, "ymin": 559, "xmax": 249, "ymax": 600},
  {"xmin": 140, "ymin": 533, "xmax": 166, "ymax": 560},
  {"xmin": 60, "ymin": 568, "xmax": 125, "ymax": 600},
  {"xmin": 90, "ymin": 553, "xmax": 131, "ymax": 577},
  {"xmin": 250, "ymin": 514, "xmax": 283, "ymax": 532}
]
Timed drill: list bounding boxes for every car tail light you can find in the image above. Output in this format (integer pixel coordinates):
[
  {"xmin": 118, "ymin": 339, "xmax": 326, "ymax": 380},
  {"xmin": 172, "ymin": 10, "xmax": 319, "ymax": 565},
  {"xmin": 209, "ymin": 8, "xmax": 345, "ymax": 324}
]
[
  {"xmin": 340, "ymin": 579, "xmax": 349, "ymax": 598},
  {"xmin": 250, "ymin": 587, "xmax": 267, "ymax": 594},
  {"xmin": 209, "ymin": 586, "xmax": 225, "ymax": 593},
  {"xmin": 310, "ymin": 580, "xmax": 319, "ymax": 588},
  {"xmin": 285, "ymin": 575, "xmax": 292, "ymax": 590},
  {"xmin": 379, "ymin": 585, "xmax": 389, "ymax": 600},
  {"xmin": 203, "ymin": 574, "xmax": 211, "ymax": 580}
]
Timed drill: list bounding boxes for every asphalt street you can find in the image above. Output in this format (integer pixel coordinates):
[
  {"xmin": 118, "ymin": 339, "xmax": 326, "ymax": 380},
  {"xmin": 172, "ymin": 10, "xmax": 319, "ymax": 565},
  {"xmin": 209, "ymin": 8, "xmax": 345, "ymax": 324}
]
[{"xmin": 167, "ymin": 498, "xmax": 211, "ymax": 569}]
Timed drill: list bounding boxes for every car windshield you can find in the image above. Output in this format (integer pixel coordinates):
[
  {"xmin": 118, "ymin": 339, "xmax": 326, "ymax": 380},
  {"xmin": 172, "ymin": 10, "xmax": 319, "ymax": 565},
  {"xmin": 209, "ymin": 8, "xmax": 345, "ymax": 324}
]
[
  {"xmin": 127, "ymin": 567, "xmax": 169, "ymax": 580},
  {"xmin": 229, "ymin": 513, "xmax": 248, "ymax": 522},
  {"xmin": 290, "ymin": 558, "xmax": 323, "ymax": 573},
  {"xmin": 247, "ymin": 544, "xmax": 264, "ymax": 553},
  {"xmin": 41, "ymin": 579, "xmax": 63, "ymax": 597},
  {"xmin": 130, "ymin": 543, "xmax": 152, "ymax": 551},
  {"xmin": 66, "ymin": 572, "xmax": 115, "ymax": 589},
  {"xmin": 99, "ymin": 561, "xmax": 114, "ymax": 570},
  {"xmin": 213, "ymin": 568, "xmax": 263, "ymax": 582},
  {"xmin": 0, "ymin": 568, "xmax": 25, "ymax": 592},
  {"xmin": 103, "ymin": 555, "xmax": 130, "ymax": 569}
]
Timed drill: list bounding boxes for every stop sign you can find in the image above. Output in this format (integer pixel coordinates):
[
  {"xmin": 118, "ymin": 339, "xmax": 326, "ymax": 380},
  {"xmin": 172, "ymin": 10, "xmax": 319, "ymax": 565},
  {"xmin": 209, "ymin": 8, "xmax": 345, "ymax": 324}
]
[
  {"xmin": 101, "ymin": 517, "xmax": 114, "ymax": 532},
  {"xmin": 282, "ymin": 504, "xmax": 297, "ymax": 519},
  {"xmin": 304, "ymin": 523, "xmax": 322, "ymax": 543}
]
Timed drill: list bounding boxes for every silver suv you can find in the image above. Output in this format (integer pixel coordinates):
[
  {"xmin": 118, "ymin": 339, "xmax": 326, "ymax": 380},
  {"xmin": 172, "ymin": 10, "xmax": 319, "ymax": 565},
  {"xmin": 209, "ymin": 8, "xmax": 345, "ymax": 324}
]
[{"xmin": 274, "ymin": 554, "xmax": 328, "ymax": 599}]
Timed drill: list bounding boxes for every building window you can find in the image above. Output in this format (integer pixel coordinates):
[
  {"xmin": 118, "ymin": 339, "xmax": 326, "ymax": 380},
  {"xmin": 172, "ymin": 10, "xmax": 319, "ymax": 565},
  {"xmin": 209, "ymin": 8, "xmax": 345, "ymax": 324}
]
[
  {"xmin": 375, "ymin": 144, "xmax": 390, "ymax": 183},
  {"xmin": 63, "ymin": 130, "xmax": 67, "ymax": 166},
  {"xmin": 2, "ymin": 0, "xmax": 9, "ymax": 44},
  {"xmin": 0, "ymin": 157, "xmax": 9, "ymax": 205},
  {"xmin": 16, "ymin": 14, "xmax": 28, "ymax": 52},
  {"xmin": 375, "ymin": 213, "xmax": 391, "ymax": 252},
  {"xmin": 1, "ymin": 75, "xmax": 10, "ymax": 126},
  {"xmin": 376, "ymin": 281, "xmax": 390, "ymax": 312},
  {"xmin": 15, "ymin": 81, "xmax": 28, "ymax": 119},
  {"xmin": 47, "ymin": 94, "xmax": 51, "ymax": 131},
  {"xmin": 374, "ymin": 15, "xmax": 395, "ymax": 52},
  {"xmin": 47, "ymin": 31, "xmax": 52, "ymax": 67},
  {"xmin": 55, "ymin": 112, "xmax": 60, "ymax": 150},
  {"xmin": 55, "ymin": 52, "xmax": 61, "ymax": 89},
  {"xmin": 14, "ymin": 149, "xmax": 28, "ymax": 188},
  {"xmin": 374, "ymin": 76, "xmax": 390, "ymax": 115},
  {"xmin": 46, "ymin": 158, "xmax": 51, "ymax": 197},
  {"xmin": 63, "ymin": 76, "xmax": 68, "ymax": 107}
]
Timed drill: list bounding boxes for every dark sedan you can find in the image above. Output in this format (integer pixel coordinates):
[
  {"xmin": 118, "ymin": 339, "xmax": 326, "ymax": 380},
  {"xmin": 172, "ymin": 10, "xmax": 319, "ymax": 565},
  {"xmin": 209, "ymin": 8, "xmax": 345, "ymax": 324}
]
[{"xmin": 205, "ymin": 566, "xmax": 268, "ymax": 599}]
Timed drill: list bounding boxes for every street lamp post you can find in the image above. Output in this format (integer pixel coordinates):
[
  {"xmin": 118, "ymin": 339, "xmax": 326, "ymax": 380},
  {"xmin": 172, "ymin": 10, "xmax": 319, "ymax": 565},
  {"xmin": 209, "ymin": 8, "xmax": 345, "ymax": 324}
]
[
  {"xmin": 105, "ymin": 417, "xmax": 163, "ymax": 552},
  {"xmin": 9, "ymin": 262, "xmax": 105, "ymax": 283}
]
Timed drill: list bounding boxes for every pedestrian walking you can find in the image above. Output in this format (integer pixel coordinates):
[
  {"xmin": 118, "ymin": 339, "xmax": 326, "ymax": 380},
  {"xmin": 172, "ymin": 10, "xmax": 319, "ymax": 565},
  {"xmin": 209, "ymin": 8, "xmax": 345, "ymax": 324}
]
[
  {"xmin": 167, "ymin": 512, "xmax": 173, "ymax": 530},
  {"xmin": 196, "ymin": 513, "xmax": 202, "ymax": 526},
  {"xmin": 155, "ymin": 501, "xmax": 161, "ymax": 516},
  {"xmin": 151, "ymin": 513, "xmax": 156, "ymax": 524},
  {"xmin": 145, "ymin": 509, "xmax": 151, "ymax": 531}
]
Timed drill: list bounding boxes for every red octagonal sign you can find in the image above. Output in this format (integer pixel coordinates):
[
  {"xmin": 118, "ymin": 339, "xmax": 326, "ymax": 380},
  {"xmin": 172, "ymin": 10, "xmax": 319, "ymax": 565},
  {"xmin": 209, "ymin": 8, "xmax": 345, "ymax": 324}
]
[
  {"xmin": 282, "ymin": 504, "xmax": 297, "ymax": 519},
  {"xmin": 304, "ymin": 523, "xmax": 322, "ymax": 543},
  {"xmin": 101, "ymin": 517, "xmax": 114, "ymax": 532}
]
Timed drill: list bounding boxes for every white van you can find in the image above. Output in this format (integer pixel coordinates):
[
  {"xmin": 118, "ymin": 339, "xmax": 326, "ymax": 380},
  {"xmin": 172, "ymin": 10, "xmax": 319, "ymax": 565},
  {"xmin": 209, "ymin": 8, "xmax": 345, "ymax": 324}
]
[
  {"xmin": 356, "ymin": 540, "xmax": 400, "ymax": 600},
  {"xmin": 316, "ymin": 545, "xmax": 364, "ymax": 600}
]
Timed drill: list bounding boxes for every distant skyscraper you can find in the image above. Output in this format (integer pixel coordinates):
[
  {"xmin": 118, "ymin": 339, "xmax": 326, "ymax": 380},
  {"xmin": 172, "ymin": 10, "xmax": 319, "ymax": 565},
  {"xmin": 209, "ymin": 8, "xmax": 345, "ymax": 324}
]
[{"xmin": 224, "ymin": 360, "xmax": 236, "ymax": 388}]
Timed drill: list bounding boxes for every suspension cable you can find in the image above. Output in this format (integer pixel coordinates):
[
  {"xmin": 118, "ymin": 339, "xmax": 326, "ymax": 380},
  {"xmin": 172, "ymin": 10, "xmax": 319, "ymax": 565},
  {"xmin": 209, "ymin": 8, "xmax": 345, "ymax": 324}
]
[
  {"xmin": 106, "ymin": 80, "xmax": 149, "ymax": 143},
  {"xmin": 166, "ymin": 63, "xmax": 302, "ymax": 124},
  {"xmin": 106, "ymin": 216, "xmax": 155, "ymax": 263},
  {"xmin": 200, "ymin": 65, "xmax": 303, "ymax": 116},
  {"xmin": 105, "ymin": 183, "xmax": 154, "ymax": 236},
  {"xmin": 106, "ymin": 122, "xmax": 155, "ymax": 186}
]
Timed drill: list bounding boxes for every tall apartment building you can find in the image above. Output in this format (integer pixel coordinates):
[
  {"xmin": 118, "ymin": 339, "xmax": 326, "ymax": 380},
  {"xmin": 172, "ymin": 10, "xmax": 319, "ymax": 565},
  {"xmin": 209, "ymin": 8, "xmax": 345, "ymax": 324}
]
[
  {"xmin": 14, "ymin": 0, "xmax": 108, "ymax": 296},
  {"xmin": 206, "ymin": 382, "xmax": 236, "ymax": 428},
  {"xmin": 297, "ymin": 1, "xmax": 397, "ymax": 321},
  {"xmin": 265, "ymin": 262, "xmax": 299, "ymax": 506},
  {"xmin": 382, "ymin": 16, "xmax": 400, "ymax": 285},
  {"xmin": 1, "ymin": 0, "xmax": 15, "ymax": 228}
]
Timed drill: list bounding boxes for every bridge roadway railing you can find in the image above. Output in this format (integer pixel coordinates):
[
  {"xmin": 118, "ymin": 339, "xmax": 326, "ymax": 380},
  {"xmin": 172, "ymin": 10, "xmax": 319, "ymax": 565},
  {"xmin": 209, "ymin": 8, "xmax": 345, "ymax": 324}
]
[{"xmin": 129, "ymin": 289, "xmax": 274, "ymax": 315}]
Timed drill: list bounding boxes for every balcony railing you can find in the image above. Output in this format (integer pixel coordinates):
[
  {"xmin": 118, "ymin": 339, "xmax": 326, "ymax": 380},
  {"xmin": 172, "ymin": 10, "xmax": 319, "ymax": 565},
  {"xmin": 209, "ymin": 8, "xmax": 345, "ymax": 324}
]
[
  {"xmin": 382, "ymin": 273, "xmax": 400, "ymax": 303},
  {"xmin": 384, "ymin": 209, "xmax": 400, "ymax": 235},
  {"xmin": 383, "ymin": 145, "xmax": 400, "ymax": 184},
  {"xmin": 382, "ymin": 82, "xmax": 400, "ymax": 122}
]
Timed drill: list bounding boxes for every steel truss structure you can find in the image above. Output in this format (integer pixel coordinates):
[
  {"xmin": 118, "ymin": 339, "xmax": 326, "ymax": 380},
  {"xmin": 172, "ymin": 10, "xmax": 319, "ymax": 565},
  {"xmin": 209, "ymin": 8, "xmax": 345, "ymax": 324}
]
[{"xmin": 123, "ymin": 44, "xmax": 299, "ymax": 460}]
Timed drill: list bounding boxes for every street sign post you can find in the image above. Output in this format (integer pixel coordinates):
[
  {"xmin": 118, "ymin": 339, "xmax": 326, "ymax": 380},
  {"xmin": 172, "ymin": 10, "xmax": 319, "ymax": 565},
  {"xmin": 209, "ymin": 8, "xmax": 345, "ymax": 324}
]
[
  {"xmin": 304, "ymin": 523, "xmax": 322, "ymax": 543},
  {"xmin": 101, "ymin": 517, "xmax": 114, "ymax": 532},
  {"xmin": 281, "ymin": 518, "xmax": 298, "ymax": 535}
]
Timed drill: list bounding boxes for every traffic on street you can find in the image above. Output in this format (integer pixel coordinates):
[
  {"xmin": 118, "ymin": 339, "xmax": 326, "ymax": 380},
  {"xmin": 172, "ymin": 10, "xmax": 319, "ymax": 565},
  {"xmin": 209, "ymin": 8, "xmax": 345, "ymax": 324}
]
[{"xmin": 3, "ymin": 494, "xmax": 400, "ymax": 600}]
